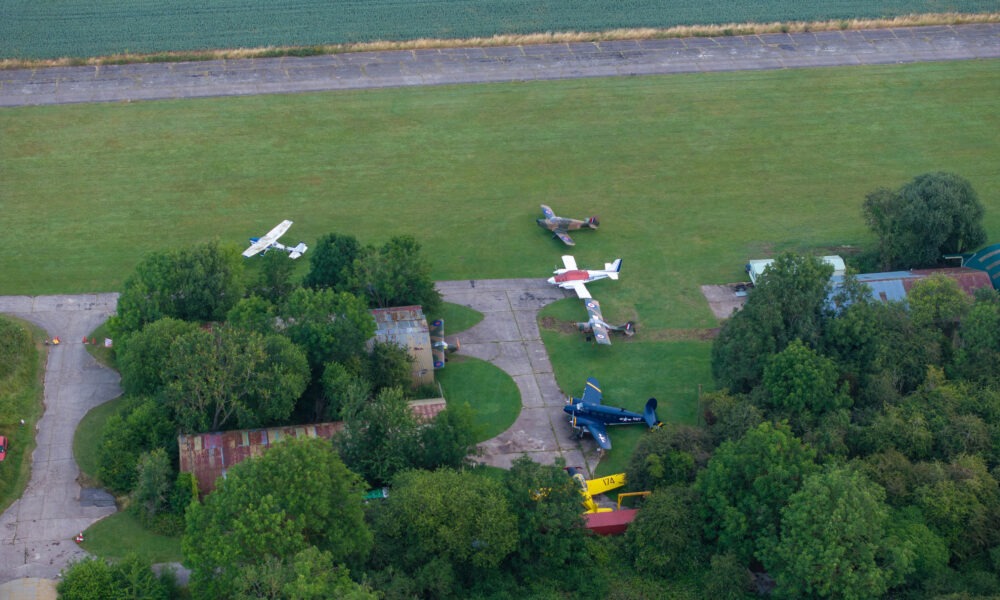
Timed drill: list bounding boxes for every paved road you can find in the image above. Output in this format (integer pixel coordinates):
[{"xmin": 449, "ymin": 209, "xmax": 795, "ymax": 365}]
[
  {"xmin": 0, "ymin": 295, "xmax": 120, "ymax": 585},
  {"xmin": 1, "ymin": 23, "xmax": 997, "ymax": 107}
]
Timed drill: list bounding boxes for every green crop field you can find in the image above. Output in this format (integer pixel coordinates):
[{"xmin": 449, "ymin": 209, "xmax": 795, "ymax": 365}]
[{"xmin": 2, "ymin": 1, "xmax": 996, "ymax": 59}]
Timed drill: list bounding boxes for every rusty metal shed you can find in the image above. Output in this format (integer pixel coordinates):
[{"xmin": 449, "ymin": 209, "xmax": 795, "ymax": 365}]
[
  {"xmin": 178, "ymin": 422, "xmax": 343, "ymax": 496},
  {"xmin": 370, "ymin": 305, "xmax": 434, "ymax": 386}
]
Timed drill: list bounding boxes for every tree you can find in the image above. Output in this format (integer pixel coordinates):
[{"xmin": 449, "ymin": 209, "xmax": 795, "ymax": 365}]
[
  {"xmin": 109, "ymin": 241, "xmax": 245, "ymax": 337},
  {"xmin": 914, "ymin": 454, "xmax": 1000, "ymax": 560},
  {"xmin": 231, "ymin": 547, "xmax": 377, "ymax": 600},
  {"xmin": 626, "ymin": 485, "xmax": 707, "ymax": 577},
  {"xmin": 626, "ymin": 424, "xmax": 712, "ymax": 491},
  {"xmin": 336, "ymin": 386, "xmax": 421, "ymax": 486},
  {"xmin": 279, "ymin": 287, "xmax": 375, "ymax": 371},
  {"xmin": 369, "ymin": 468, "xmax": 517, "ymax": 596},
  {"xmin": 821, "ymin": 291, "xmax": 882, "ymax": 395},
  {"xmin": 303, "ymin": 233, "xmax": 362, "ymax": 291},
  {"xmin": 161, "ymin": 326, "xmax": 308, "ymax": 432},
  {"xmin": 416, "ymin": 401, "xmax": 480, "ymax": 471},
  {"xmin": 247, "ymin": 248, "xmax": 297, "ymax": 304},
  {"xmin": 761, "ymin": 339, "xmax": 851, "ymax": 432},
  {"xmin": 364, "ymin": 340, "xmax": 414, "ymax": 395},
  {"xmin": 863, "ymin": 172, "xmax": 986, "ymax": 270},
  {"xmin": 955, "ymin": 291, "xmax": 1000, "ymax": 382},
  {"xmin": 349, "ymin": 235, "xmax": 442, "ymax": 313},
  {"xmin": 700, "ymin": 390, "xmax": 764, "ymax": 445},
  {"xmin": 115, "ymin": 317, "xmax": 199, "ymax": 396},
  {"xmin": 183, "ymin": 438, "xmax": 372, "ymax": 599},
  {"xmin": 762, "ymin": 466, "xmax": 914, "ymax": 600},
  {"xmin": 132, "ymin": 447, "xmax": 172, "ymax": 522},
  {"xmin": 58, "ymin": 555, "xmax": 176, "ymax": 600},
  {"xmin": 226, "ymin": 295, "xmax": 277, "ymax": 336},
  {"xmin": 501, "ymin": 456, "xmax": 589, "ymax": 586},
  {"xmin": 695, "ymin": 421, "xmax": 818, "ymax": 563},
  {"xmin": 97, "ymin": 396, "xmax": 176, "ymax": 494},
  {"xmin": 712, "ymin": 254, "xmax": 833, "ymax": 393}
]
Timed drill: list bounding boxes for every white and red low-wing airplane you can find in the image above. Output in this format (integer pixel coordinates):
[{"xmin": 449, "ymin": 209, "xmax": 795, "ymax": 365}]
[
  {"xmin": 242, "ymin": 220, "xmax": 309, "ymax": 259},
  {"xmin": 547, "ymin": 255, "xmax": 622, "ymax": 299}
]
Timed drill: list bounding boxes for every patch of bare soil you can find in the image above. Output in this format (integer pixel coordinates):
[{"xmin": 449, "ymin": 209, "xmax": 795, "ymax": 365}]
[{"xmin": 701, "ymin": 284, "xmax": 750, "ymax": 320}]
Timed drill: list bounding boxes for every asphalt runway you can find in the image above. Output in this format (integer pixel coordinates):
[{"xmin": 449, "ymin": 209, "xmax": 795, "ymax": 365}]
[{"xmin": 1, "ymin": 23, "xmax": 997, "ymax": 107}]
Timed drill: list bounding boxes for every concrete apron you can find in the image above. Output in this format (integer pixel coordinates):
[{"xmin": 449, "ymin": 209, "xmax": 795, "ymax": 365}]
[
  {"xmin": 0, "ymin": 295, "xmax": 121, "ymax": 584},
  {"xmin": 437, "ymin": 279, "xmax": 602, "ymax": 475}
]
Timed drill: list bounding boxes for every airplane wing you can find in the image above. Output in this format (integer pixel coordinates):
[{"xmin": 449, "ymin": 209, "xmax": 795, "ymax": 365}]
[
  {"xmin": 591, "ymin": 319, "xmax": 611, "ymax": 345},
  {"xmin": 430, "ymin": 319, "xmax": 445, "ymax": 368},
  {"xmin": 540, "ymin": 205, "xmax": 556, "ymax": 219},
  {"xmin": 581, "ymin": 377, "xmax": 602, "ymax": 405},
  {"xmin": 580, "ymin": 419, "xmax": 611, "ymax": 450},
  {"xmin": 242, "ymin": 238, "xmax": 272, "ymax": 258},
  {"xmin": 584, "ymin": 472, "xmax": 627, "ymax": 496},
  {"xmin": 242, "ymin": 220, "xmax": 293, "ymax": 258},
  {"xmin": 584, "ymin": 300, "xmax": 611, "ymax": 343},
  {"xmin": 554, "ymin": 231, "xmax": 575, "ymax": 246},
  {"xmin": 560, "ymin": 255, "xmax": 578, "ymax": 270},
  {"xmin": 564, "ymin": 281, "xmax": 591, "ymax": 299}
]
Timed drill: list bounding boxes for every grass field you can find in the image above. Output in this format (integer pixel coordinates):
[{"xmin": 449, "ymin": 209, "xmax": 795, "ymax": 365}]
[
  {"xmin": 2, "ymin": 61, "xmax": 998, "ymax": 333},
  {"xmin": 3, "ymin": 1, "xmax": 996, "ymax": 60}
]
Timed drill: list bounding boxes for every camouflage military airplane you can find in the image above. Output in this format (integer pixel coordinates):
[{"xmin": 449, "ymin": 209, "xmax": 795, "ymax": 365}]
[
  {"xmin": 536, "ymin": 204, "xmax": 599, "ymax": 246},
  {"xmin": 577, "ymin": 299, "xmax": 635, "ymax": 345},
  {"xmin": 430, "ymin": 319, "xmax": 459, "ymax": 369}
]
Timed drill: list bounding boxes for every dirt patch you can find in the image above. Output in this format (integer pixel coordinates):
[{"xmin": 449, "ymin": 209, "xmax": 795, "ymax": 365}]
[{"xmin": 701, "ymin": 284, "xmax": 750, "ymax": 320}]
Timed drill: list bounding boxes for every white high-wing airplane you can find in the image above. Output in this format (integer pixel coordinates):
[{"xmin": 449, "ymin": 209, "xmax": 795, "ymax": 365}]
[
  {"xmin": 547, "ymin": 255, "xmax": 622, "ymax": 299},
  {"xmin": 242, "ymin": 220, "xmax": 309, "ymax": 259}
]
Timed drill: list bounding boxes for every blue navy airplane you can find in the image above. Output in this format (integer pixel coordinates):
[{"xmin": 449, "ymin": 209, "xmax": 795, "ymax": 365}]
[{"xmin": 564, "ymin": 377, "xmax": 662, "ymax": 451}]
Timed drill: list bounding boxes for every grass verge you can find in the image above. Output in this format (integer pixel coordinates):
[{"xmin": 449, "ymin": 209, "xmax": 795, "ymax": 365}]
[
  {"xmin": 81, "ymin": 510, "xmax": 184, "ymax": 564},
  {"xmin": 0, "ymin": 317, "xmax": 47, "ymax": 514},
  {"xmin": 74, "ymin": 395, "xmax": 126, "ymax": 486},
  {"xmin": 83, "ymin": 322, "xmax": 116, "ymax": 370}
]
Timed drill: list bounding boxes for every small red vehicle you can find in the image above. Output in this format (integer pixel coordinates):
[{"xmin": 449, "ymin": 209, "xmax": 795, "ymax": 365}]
[{"xmin": 0, "ymin": 436, "xmax": 8, "ymax": 462}]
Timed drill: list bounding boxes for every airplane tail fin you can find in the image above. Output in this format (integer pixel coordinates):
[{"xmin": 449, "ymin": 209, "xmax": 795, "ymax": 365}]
[
  {"xmin": 587, "ymin": 216, "xmax": 600, "ymax": 228},
  {"xmin": 643, "ymin": 398, "xmax": 663, "ymax": 429},
  {"xmin": 623, "ymin": 321, "xmax": 636, "ymax": 336},
  {"xmin": 605, "ymin": 259, "xmax": 622, "ymax": 279}
]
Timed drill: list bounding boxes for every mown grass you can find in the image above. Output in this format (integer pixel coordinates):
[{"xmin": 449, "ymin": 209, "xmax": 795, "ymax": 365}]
[
  {"xmin": 0, "ymin": 317, "xmax": 47, "ymax": 514},
  {"xmin": 429, "ymin": 302, "xmax": 483, "ymax": 336},
  {"xmin": 435, "ymin": 355, "xmax": 521, "ymax": 441},
  {"xmin": 81, "ymin": 510, "xmax": 184, "ymax": 564},
  {"xmin": 3, "ymin": 60, "xmax": 997, "ymax": 334},
  {"xmin": 540, "ymin": 300, "xmax": 713, "ymax": 477}
]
